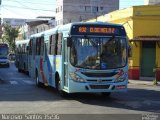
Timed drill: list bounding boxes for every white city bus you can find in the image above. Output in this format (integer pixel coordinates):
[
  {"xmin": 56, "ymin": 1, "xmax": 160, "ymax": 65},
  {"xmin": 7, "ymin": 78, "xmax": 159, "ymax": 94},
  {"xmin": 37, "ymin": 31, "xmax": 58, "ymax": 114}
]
[{"xmin": 28, "ymin": 22, "xmax": 129, "ymax": 96}]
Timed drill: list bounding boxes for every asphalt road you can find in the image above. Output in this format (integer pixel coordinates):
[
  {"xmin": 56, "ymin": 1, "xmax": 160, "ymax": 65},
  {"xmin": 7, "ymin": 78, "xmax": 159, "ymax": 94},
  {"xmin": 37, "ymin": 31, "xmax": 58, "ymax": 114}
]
[{"xmin": 0, "ymin": 62, "xmax": 160, "ymax": 119}]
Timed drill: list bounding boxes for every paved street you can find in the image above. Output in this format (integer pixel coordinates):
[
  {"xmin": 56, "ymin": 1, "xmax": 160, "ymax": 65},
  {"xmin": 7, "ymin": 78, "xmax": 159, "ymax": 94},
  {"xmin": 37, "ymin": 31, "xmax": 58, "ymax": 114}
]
[{"xmin": 0, "ymin": 62, "xmax": 160, "ymax": 115}]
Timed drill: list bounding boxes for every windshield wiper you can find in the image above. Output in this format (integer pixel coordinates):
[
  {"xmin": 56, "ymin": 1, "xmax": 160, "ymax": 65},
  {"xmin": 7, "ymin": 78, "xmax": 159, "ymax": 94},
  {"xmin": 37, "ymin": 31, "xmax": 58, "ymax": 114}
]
[{"xmin": 107, "ymin": 35, "xmax": 115, "ymax": 42}]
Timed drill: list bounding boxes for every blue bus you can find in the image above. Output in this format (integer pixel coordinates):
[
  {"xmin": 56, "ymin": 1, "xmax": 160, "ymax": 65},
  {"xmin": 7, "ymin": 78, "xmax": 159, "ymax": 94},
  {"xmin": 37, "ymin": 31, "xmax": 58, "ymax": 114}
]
[
  {"xmin": 15, "ymin": 39, "xmax": 29, "ymax": 73},
  {"xmin": 0, "ymin": 43, "xmax": 9, "ymax": 67},
  {"xmin": 28, "ymin": 22, "xmax": 129, "ymax": 96}
]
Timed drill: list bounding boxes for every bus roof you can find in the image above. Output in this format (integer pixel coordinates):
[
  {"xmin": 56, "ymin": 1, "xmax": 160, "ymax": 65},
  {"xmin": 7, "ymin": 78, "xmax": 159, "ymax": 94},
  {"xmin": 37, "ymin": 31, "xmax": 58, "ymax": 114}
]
[
  {"xmin": 29, "ymin": 22, "xmax": 125, "ymax": 38},
  {"xmin": 30, "ymin": 31, "xmax": 44, "ymax": 38},
  {"xmin": 57, "ymin": 22, "xmax": 125, "ymax": 36},
  {"xmin": 15, "ymin": 39, "xmax": 29, "ymax": 45},
  {"xmin": 44, "ymin": 25, "xmax": 60, "ymax": 35},
  {"xmin": 58, "ymin": 22, "xmax": 123, "ymax": 32}
]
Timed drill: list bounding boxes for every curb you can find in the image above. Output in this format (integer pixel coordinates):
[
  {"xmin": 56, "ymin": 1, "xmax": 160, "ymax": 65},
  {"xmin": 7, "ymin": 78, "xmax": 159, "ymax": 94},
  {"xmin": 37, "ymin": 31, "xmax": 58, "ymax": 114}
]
[{"xmin": 129, "ymin": 80, "xmax": 160, "ymax": 86}]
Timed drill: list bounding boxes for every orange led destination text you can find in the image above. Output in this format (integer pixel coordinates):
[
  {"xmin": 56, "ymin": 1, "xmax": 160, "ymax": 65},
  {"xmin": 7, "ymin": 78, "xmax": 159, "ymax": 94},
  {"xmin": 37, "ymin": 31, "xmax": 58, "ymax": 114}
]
[
  {"xmin": 79, "ymin": 27, "xmax": 87, "ymax": 33},
  {"xmin": 90, "ymin": 27, "xmax": 115, "ymax": 33},
  {"xmin": 78, "ymin": 27, "xmax": 115, "ymax": 33}
]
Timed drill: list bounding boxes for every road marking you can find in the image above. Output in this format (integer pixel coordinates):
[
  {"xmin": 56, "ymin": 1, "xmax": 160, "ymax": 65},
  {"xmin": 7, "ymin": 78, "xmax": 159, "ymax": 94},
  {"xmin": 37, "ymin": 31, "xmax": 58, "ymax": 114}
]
[
  {"xmin": 10, "ymin": 81, "xmax": 18, "ymax": 85},
  {"xmin": 23, "ymin": 80, "xmax": 35, "ymax": 85},
  {"xmin": 11, "ymin": 78, "xmax": 30, "ymax": 80},
  {"xmin": 125, "ymin": 101, "xmax": 141, "ymax": 109}
]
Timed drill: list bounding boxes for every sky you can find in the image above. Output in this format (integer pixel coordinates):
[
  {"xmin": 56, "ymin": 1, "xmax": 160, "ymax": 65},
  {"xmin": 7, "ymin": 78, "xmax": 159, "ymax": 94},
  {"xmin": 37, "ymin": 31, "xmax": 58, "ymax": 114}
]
[{"xmin": 0, "ymin": 0, "xmax": 144, "ymax": 19}]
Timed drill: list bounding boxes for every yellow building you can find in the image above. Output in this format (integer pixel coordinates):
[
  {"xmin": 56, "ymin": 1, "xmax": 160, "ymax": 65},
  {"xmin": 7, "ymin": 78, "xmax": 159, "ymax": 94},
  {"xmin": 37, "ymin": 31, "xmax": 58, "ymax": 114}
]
[{"xmin": 87, "ymin": 5, "xmax": 160, "ymax": 80}]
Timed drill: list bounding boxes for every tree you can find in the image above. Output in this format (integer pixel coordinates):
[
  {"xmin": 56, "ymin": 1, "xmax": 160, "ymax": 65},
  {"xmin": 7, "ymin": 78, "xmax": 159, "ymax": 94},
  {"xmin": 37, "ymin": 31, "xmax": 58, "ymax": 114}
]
[{"xmin": 2, "ymin": 24, "xmax": 19, "ymax": 52}]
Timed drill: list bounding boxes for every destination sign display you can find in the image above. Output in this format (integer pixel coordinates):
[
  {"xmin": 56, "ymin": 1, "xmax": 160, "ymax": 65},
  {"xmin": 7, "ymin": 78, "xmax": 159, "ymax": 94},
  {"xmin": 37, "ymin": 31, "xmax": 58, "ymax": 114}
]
[
  {"xmin": 78, "ymin": 27, "xmax": 116, "ymax": 34},
  {"xmin": 71, "ymin": 24, "xmax": 126, "ymax": 36}
]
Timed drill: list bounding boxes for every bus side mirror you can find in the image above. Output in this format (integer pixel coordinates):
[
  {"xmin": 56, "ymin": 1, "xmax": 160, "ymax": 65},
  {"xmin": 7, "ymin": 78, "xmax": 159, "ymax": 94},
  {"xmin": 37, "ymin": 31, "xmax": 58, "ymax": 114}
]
[
  {"xmin": 67, "ymin": 37, "xmax": 72, "ymax": 47},
  {"xmin": 128, "ymin": 45, "xmax": 132, "ymax": 57}
]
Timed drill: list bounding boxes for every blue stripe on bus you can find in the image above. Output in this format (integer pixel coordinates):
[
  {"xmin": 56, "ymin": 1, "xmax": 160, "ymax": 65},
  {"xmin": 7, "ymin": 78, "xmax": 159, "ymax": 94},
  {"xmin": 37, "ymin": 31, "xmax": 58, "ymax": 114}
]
[{"xmin": 0, "ymin": 57, "xmax": 7, "ymax": 59}]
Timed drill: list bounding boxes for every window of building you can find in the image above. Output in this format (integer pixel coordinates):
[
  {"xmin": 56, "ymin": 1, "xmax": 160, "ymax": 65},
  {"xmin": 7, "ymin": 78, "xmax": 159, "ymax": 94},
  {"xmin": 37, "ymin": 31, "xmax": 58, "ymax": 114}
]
[
  {"xmin": 61, "ymin": 6, "xmax": 62, "ymax": 12},
  {"xmin": 80, "ymin": 5, "xmax": 84, "ymax": 11},
  {"xmin": 85, "ymin": 6, "xmax": 91, "ymax": 12},
  {"xmin": 100, "ymin": 6, "xmax": 104, "ymax": 11},
  {"xmin": 55, "ymin": 21, "xmax": 57, "ymax": 26},
  {"xmin": 60, "ymin": 19, "xmax": 63, "ymax": 24},
  {"xmin": 92, "ymin": 6, "xmax": 98, "ymax": 13}
]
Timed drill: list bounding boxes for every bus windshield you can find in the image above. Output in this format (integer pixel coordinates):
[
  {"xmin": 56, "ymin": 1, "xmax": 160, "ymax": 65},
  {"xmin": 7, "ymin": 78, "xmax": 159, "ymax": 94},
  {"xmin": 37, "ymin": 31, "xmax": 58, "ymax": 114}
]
[
  {"xmin": 70, "ymin": 36, "xmax": 127, "ymax": 69},
  {"xmin": 0, "ymin": 46, "xmax": 8, "ymax": 56}
]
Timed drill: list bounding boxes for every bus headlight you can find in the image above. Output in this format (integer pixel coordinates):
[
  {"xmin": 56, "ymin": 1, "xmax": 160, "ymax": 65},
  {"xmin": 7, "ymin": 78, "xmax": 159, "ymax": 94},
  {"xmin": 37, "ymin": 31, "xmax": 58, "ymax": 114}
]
[
  {"xmin": 115, "ymin": 70, "xmax": 127, "ymax": 82},
  {"xmin": 70, "ymin": 73, "xmax": 85, "ymax": 82},
  {"xmin": 115, "ymin": 76, "xmax": 126, "ymax": 82}
]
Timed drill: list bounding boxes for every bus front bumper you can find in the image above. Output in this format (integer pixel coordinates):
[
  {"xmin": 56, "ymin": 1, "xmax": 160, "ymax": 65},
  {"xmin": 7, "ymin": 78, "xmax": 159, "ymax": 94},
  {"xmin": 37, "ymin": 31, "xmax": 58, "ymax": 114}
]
[
  {"xmin": 0, "ymin": 61, "xmax": 9, "ymax": 67},
  {"xmin": 67, "ymin": 80, "xmax": 128, "ymax": 93}
]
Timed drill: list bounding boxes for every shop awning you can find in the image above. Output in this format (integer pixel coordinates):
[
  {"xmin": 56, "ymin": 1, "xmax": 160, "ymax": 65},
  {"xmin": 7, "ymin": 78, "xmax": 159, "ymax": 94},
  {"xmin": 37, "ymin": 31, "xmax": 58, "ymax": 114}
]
[
  {"xmin": 130, "ymin": 36, "xmax": 160, "ymax": 42},
  {"xmin": 130, "ymin": 36, "xmax": 160, "ymax": 47}
]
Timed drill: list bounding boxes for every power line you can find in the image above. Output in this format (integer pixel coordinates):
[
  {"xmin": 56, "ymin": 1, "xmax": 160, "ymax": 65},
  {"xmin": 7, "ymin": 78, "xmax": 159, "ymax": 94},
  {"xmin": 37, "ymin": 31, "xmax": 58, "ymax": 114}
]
[
  {"xmin": 2, "ymin": 6, "xmax": 34, "ymax": 18},
  {"xmin": 4, "ymin": 0, "xmax": 56, "ymax": 5},
  {"xmin": 2, "ymin": 4, "xmax": 55, "ymax": 12},
  {"xmin": 10, "ymin": 0, "xmax": 39, "ymax": 17}
]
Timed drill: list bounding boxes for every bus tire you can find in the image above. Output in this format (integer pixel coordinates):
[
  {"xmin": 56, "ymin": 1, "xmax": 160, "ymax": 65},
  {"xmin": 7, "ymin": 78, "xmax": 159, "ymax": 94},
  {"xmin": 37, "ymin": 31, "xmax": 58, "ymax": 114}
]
[
  {"xmin": 36, "ymin": 70, "xmax": 42, "ymax": 87},
  {"xmin": 101, "ymin": 92, "xmax": 111, "ymax": 97},
  {"xmin": 18, "ymin": 68, "xmax": 21, "ymax": 72},
  {"xmin": 56, "ymin": 73, "xmax": 68, "ymax": 97}
]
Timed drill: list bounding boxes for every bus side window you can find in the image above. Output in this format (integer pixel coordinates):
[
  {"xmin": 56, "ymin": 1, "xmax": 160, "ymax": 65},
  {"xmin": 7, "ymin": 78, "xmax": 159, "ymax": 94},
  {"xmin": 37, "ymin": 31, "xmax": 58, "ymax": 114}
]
[
  {"xmin": 57, "ymin": 33, "xmax": 62, "ymax": 55},
  {"xmin": 29, "ymin": 40, "xmax": 32, "ymax": 55},
  {"xmin": 36, "ymin": 38, "xmax": 41, "ymax": 55},
  {"xmin": 40, "ymin": 37, "xmax": 44, "ymax": 56},
  {"xmin": 49, "ymin": 34, "xmax": 56, "ymax": 55}
]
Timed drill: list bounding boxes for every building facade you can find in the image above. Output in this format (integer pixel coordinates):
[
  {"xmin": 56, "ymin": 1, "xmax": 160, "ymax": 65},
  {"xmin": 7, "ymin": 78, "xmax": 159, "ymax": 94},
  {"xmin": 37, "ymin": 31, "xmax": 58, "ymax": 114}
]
[
  {"xmin": 144, "ymin": 0, "xmax": 160, "ymax": 5},
  {"xmin": 55, "ymin": 0, "xmax": 119, "ymax": 26},
  {"xmin": 86, "ymin": 5, "xmax": 160, "ymax": 81},
  {"xmin": 17, "ymin": 18, "xmax": 55, "ymax": 40},
  {"xmin": 2, "ymin": 18, "xmax": 27, "ymax": 27}
]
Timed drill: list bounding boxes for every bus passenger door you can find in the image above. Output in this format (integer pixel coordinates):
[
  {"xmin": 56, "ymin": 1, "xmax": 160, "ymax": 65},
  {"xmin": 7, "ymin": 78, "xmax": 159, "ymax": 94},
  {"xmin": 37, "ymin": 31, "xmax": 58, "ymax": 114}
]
[
  {"xmin": 63, "ymin": 38, "xmax": 68, "ymax": 88},
  {"xmin": 29, "ymin": 39, "xmax": 36, "ymax": 78},
  {"xmin": 39, "ymin": 37, "xmax": 46, "ymax": 85},
  {"xmin": 43, "ymin": 41, "xmax": 49, "ymax": 86}
]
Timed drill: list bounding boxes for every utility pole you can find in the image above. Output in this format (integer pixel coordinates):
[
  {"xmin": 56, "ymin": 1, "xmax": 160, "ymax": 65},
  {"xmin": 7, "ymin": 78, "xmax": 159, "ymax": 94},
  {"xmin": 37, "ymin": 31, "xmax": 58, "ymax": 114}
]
[
  {"xmin": 0, "ymin": 0, "xmax": 2, "ymax": 25},
  {"xmin": 0, "ymin": 0, "xmax": 3, "ymax": 42}
]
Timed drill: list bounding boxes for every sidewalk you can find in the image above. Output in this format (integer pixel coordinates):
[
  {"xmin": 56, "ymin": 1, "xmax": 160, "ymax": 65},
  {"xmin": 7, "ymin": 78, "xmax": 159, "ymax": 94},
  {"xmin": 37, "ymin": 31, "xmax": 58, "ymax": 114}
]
[{"xmin": 129, "ymin": 79, "xmax": 160, "ymax": 86}]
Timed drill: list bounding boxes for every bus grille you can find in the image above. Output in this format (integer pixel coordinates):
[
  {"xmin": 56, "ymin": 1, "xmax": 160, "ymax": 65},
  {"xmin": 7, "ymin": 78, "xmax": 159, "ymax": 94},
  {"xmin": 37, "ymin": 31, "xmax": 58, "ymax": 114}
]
[
  {"xmin": 87, "ymin": 79, "xmax": 112, "ymax": 82},
  {"xmin": 89, "ymin": 85, "xmax": 110, "ymax": 89},
  {"xmin": 82, "ymin": 72, "xmax": 117, "ymax": 77}
]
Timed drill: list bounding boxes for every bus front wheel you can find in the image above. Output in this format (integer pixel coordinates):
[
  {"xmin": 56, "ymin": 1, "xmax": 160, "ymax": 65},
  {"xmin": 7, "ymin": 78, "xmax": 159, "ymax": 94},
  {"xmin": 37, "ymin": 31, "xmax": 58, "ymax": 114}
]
[{"xmin": 56, "ymin": 74, "xmax": 67, "ymax": 97}]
